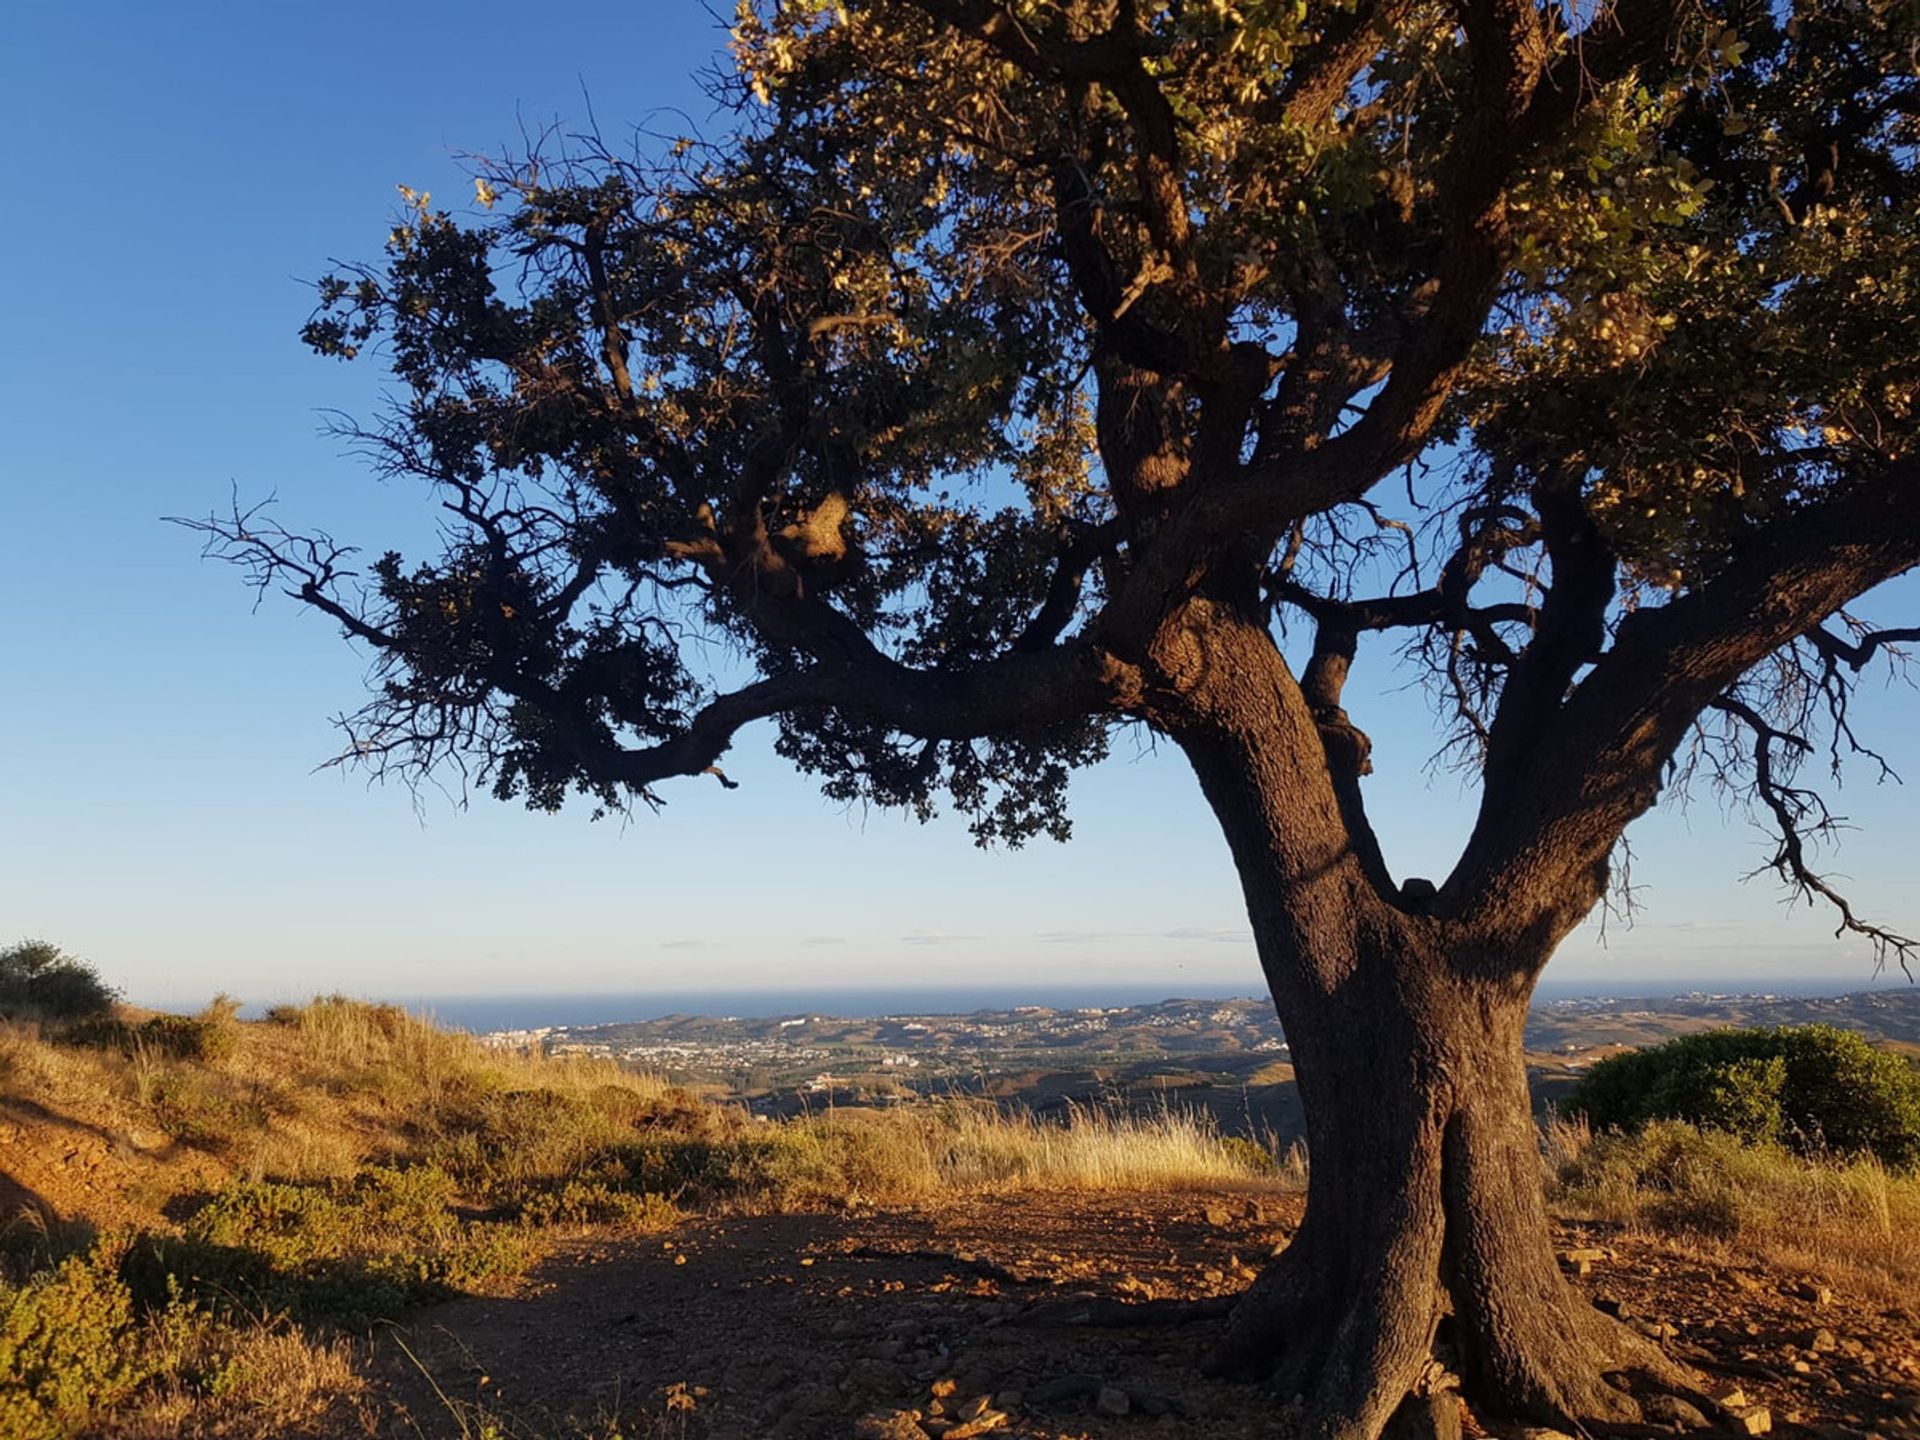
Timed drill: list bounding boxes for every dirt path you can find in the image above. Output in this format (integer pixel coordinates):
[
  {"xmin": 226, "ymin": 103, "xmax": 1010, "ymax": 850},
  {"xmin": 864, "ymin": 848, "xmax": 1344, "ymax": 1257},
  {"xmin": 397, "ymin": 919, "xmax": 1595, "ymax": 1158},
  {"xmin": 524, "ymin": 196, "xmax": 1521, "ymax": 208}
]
[{"xmin": 360, "ymin": 1189, "xmax": 1920, "ymax": 1440}]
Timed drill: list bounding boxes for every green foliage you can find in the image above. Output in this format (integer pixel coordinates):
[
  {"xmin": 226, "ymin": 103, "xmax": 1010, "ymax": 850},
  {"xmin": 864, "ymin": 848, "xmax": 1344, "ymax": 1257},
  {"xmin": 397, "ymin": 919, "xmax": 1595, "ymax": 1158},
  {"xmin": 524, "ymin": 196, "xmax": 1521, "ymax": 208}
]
[
  {"xmin": 0, "ymin": 940, "xmax": 116, "ymax": 1022},
  {"xmin": 1218, "ymin": 1134, "xmax": 1281, "ymax": 1176},
  {"xmin": 1565, "ymin": 1025, "xmax": 1920, "ymax": 1167},
  {"xmin": 515, "ymin": 1181, "xmax": 681, "ymax": 1231},
  {"xmin": 0, "ymin": 1239, "xmax": 151, "ymax": 1439},
  {"xmin": 164, "ymin": 1165, "xmax": 535, "ymax": 1325},
  {"xmin": 63, "ymin": 1008, "xmax": 238, "ymax": 1064}
]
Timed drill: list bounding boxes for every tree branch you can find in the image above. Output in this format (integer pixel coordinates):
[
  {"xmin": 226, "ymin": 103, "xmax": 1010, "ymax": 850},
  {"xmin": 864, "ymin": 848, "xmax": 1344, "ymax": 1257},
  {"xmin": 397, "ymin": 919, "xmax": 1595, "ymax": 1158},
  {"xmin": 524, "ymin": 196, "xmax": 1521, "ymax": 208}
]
[{"xmin": 1711, "ymin": 695, "xmax": 1916, "ymax": 976}]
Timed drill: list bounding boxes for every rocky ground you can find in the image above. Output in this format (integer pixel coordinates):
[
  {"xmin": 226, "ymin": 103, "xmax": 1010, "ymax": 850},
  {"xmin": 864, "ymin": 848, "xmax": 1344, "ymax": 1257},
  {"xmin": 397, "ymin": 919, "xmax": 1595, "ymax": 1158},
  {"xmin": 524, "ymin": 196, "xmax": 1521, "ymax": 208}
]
[{"xmin": 362, "ymin": 1189, "xmax": 1920, "ymax": 1440}]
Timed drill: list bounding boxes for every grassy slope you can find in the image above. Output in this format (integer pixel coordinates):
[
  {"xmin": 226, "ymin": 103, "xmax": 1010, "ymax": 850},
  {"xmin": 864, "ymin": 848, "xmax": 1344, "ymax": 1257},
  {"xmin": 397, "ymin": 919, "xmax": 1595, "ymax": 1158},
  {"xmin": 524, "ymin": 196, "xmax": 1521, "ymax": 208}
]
[
  {"xmin": 4, "ymin": 1000, "xmax": 1919, "ymax": 1438},
  {"xmin": 0, "ymin": 999, "xmax": 1278, "ymax": 1439}
]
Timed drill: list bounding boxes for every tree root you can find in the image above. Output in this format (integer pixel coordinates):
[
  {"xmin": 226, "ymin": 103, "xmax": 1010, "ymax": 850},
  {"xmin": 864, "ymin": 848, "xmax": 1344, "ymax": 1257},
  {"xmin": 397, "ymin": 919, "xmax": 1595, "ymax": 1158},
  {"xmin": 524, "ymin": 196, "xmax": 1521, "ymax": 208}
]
[{"xmin": 1206, "ymin": 1253, "xmax": 1718, "ymax": 1440}]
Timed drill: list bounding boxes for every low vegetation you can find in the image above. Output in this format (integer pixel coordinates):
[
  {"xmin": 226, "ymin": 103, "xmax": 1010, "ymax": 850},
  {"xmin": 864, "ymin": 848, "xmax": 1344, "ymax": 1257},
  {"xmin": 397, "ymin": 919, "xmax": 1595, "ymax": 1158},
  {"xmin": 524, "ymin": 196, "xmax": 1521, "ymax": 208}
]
[
  {"xmin": 1564, "ymin": 1023, "xmax": 1920, "ymax": 1168},
  {"xmin": 1547, "ymin": 1114, "xmax": 1920, "ymax": 1303},
  {"xmin": 0, "ymin": 995, "xmax": 1278, "ymax": 1438},
  {"xmin": 9, "ymin": 996, "xmax": 1920, "ymax": 1438}
]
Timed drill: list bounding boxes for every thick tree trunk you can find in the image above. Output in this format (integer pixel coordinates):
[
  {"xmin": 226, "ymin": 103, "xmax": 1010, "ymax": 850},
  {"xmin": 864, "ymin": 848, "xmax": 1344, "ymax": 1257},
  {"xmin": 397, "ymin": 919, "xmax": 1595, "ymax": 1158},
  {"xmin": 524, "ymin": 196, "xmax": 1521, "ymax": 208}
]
[
  {"xmin": 1203, "ymin": 960, "xmax": 1687, "ymax": 1438},
  {"xmin": 1151, "ymin": 607, "xmax": 1696, "ymax": 1439}
]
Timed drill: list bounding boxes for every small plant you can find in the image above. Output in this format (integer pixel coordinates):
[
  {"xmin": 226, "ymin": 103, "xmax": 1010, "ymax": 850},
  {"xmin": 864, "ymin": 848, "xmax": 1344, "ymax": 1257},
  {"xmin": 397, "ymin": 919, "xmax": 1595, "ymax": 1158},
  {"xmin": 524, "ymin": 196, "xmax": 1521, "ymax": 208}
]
[{"xmin": 0, "ymin": 940, "xmax": 117, "ymax": 1022}]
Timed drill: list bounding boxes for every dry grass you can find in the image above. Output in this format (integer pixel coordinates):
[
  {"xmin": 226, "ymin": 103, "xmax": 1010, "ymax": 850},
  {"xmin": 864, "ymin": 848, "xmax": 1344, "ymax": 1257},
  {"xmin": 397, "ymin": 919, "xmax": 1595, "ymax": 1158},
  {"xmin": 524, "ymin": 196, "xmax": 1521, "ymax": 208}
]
[
  {"xmin": 1546, "ymin": 1113, "xmax": 1920, "ymax": 1302},
  {"xmin": 90, "ymin": 1326, "xmax": 367, "ymax": 1440},
  {"xmin": 783, "ymin": 1102, "xmax": 1294, "ymax": 1201}
]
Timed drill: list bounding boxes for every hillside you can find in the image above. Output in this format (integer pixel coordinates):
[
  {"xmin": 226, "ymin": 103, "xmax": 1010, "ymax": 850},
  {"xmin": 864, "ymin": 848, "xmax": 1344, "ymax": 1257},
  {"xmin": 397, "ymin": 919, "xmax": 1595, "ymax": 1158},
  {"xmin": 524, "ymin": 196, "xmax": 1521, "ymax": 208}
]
[{"xmin": 4, "ymin": 999, "xmax": 1920, "ymax": 1438}]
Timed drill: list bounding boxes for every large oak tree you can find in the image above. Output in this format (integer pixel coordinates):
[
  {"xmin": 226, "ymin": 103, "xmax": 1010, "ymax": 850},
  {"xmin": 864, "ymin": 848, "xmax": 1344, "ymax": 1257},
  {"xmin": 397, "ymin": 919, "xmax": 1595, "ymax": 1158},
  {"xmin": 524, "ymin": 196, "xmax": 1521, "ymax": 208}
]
[{"xmin": 188, "ymin": 1, "xmax": 1920, "ymax": 1435}]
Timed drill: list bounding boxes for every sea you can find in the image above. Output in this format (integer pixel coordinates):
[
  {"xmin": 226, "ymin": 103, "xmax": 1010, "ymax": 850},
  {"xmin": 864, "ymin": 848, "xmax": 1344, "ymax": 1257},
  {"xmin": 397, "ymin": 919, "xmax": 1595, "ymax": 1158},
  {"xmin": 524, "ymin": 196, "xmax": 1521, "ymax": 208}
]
[{"xmin": 304, "ymin": 973, "xmax": 1916, "ymax": 1035}]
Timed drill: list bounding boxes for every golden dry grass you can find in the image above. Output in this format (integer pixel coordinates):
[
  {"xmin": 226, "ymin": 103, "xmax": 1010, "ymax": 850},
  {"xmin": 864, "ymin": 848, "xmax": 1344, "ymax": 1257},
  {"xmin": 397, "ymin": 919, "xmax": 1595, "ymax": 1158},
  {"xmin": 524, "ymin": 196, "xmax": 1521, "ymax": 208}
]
[
  {"xmin": 718, "ymin": 1101, "xmax": 1294, "ymax": 1210},
  {"xmin": 1546, "ymin": 1113, "xmax": 1920, "ymax": 1302}
]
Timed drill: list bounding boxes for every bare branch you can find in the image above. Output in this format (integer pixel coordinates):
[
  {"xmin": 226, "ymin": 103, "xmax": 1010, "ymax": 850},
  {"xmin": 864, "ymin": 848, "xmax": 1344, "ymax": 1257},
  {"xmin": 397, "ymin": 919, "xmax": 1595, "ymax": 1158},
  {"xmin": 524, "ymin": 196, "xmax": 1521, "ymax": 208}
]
[{"xmin": 1712, "ymin": 695, "xmax": 1916, "ymax": 977}]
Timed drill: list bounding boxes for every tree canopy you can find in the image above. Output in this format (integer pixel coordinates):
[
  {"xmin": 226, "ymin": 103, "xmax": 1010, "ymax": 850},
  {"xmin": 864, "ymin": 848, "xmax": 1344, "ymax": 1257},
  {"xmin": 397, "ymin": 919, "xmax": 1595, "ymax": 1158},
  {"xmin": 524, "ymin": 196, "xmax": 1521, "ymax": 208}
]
[{"xmin": 190, "ymin": 0, "xmax": 1917, "ymax": 956}]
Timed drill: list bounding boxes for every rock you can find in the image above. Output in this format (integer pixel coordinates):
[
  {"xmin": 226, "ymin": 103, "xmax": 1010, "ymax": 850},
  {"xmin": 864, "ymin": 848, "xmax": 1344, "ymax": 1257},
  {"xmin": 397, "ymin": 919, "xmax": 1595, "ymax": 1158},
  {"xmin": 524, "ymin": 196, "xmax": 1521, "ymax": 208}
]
[
  {"xmin": 844, "ymin": 1358, "xmax": 908, "ymax": 1398},
  {"xmin": 1027, "ymin": 1374, "xmax": 1102, "ymax": 1405},
  {"xmin": 1201, "ymin": 1268, "xmax": 1226, "ymax": 1285},
  {"xmin": 1095, "ymin": 1385, "xmax": 1131, "ymax": 1417},
  {"xmin": 1793, "ymin": 1281, "xmax": 1834, "ymax": 1306},
  {"xmin": 1730, "ymin": 1407, "xmax": 1773, "ymax": 1436},
  {"xmin": 852, "ymin": 1409, "xmax": 925, "ymax": 1440},
  {"xmin": 1561, "ymin": 1247, "xmax": 1609, "ymax": 1264},
  {"xmin": 945, "ymin": 1410, "xmax": 1008, "ymax": 1438},
  {"xmin": 1642, "ymin": 1395, "xmax": 1711, "ymax": 1430},
  {"xmin": 1707, "ymin": 1385, "xmax": 1750, "ymax": 1411},
  {"xmin": 1203, "ymin": 1205, "xmax": 1233, "ymax": 1227},
  {"xmin": 1384, "ymin": 1390, "xmax": 1463, "ymax": 1440},
  {"xmin": 1804, "ymin": 1327, "xmax": 1838, "ymax": 1353},
  {"xmin": 1131, "ymin": 1390, "xmax": 1190, "ymax": 1420}
]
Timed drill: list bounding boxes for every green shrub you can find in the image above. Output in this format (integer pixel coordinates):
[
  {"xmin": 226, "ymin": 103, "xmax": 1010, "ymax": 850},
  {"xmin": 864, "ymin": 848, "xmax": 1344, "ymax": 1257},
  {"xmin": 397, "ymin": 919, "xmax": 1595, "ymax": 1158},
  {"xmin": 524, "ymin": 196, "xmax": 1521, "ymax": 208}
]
[
  {"xmin": 163, "ymin": 1165, "xmax": 544, "ymax": 1327},
  {"xmin": 516, "ymin": 1180, "xmax": 682, "ymax": 1230},
  {"xmin": 1565, "ymin": 1024, "xmax": 1920, "ymax": 1167},
  {"xmin": 0, "ymin": 1239, "xmax": 150, "ymax": 1439},
  {"xmin": 1219, "ymin": 1134, "xmax": 1281, "ymax": 1176},
  {"xmin": 63, "ymin": 1008, "xmax": 238, "ymax": 1064},
  {"xmin": 0, "ymin": 940, "xmax": 117, "ymax": 1022}
]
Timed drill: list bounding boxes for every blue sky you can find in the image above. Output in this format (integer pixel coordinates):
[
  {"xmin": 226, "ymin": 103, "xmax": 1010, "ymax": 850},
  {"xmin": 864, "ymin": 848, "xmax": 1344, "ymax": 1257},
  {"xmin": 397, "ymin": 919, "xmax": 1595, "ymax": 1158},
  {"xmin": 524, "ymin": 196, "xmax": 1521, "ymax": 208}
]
[{"xmin": 2, "ymin": 2, "xmax": 1915, "ymax": 1011}]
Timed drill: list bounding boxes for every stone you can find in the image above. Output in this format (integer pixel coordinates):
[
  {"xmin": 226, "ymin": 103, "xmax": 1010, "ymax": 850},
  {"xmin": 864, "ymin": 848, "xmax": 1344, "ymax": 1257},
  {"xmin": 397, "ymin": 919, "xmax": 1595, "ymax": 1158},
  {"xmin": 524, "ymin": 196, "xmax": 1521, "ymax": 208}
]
[
  {"xmin": 1560, "ymin": 1247, "xmax": 1609, "ymax": 1264},
  {"xmin": 1027, "ymin": 1374, "xmax": 1102, "ymax": 1405},
  {"xmin": 1642, "ymin": 1395, "xmax": 1711, "ymax": 1430},
  {"xmin": 852, "ymin": 1410, "xmax": 925, "ymax": 1440},
  {"xmin": 1095, "ymin": 1386, "xmax": 1132, "ymax": 1417},
  {"xmin": 1203, "ymin": 1206, "xmax": 1233, "ymax": 1227},
  {"xmin": 1730, "ymin": 1407, "xmax": 1773, "ymax": 1436},
  {"xmin": 844, "ymin": 1358, "xmax": 908, "ymax": 1397},
  {"xmin": 1707, "ymin": 1385, "xmax": 1750, "ymax": 1411},
  {"xmin": 1805, "ymin": 1327, "xmax": 1838, "ymax": 1353},
  {"xmin": 945, "ymin": 1410, "xmax": 1008, "ymax": 1439},
  {"xmin": 1793, "ymin": 1281, "xmax": 1835, "ymax": 1306},
  {"xmin": 1384, "ymin": 1390, "xmax": 1463, "ymax": 1440}
]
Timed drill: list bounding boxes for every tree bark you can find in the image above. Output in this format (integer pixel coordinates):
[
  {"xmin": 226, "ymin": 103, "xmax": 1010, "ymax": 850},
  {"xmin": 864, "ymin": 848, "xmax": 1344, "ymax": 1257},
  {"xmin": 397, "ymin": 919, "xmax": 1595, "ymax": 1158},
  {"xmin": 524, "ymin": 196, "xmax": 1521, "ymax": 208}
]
[{"xmin": 1155, "ymin": 608, "xmax": 1695, "ymax": 1440}]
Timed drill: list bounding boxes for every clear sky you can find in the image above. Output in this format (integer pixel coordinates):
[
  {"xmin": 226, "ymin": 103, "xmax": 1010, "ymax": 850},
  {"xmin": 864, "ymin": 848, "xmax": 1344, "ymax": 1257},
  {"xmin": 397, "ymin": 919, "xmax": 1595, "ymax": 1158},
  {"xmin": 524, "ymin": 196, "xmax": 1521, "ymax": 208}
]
[{"xmin": 2, "ymin": 3, "xmax": 1915, "ymax": 1012}]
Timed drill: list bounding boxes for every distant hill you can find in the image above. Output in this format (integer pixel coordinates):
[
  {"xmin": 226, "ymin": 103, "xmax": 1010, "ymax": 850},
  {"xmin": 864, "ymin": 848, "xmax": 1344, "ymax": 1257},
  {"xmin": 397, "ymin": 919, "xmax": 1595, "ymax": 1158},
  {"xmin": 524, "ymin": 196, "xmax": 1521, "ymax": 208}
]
[{"xmin": 505, "ymin": 988, "xmax": 1919, "ymax": 1143}]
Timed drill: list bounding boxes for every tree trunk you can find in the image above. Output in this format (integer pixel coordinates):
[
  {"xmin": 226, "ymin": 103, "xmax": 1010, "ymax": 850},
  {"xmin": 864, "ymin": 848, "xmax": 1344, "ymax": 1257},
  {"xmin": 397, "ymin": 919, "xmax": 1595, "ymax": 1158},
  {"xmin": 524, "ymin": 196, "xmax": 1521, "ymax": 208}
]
[
  {"xmin": 1202, "ymin": 956, "xmax": 1687, "ymax": 1439},
  {"xmin": 1154, "ymin": 613, "xmax": 1696, "ymax": 1440}
]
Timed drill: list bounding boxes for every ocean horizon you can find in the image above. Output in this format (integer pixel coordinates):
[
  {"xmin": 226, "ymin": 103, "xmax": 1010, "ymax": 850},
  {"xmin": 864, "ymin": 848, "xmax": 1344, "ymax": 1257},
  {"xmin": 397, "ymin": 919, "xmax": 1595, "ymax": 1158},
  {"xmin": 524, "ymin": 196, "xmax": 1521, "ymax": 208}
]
[{"xmin": 186, "ymin": 973, "xmax": 1920, "ymax": 1034}]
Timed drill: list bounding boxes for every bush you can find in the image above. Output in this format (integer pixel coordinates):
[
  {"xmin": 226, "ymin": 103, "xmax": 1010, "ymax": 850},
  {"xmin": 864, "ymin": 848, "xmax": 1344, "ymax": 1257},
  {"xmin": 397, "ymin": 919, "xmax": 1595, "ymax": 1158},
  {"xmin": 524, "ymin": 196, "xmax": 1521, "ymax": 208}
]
[
  {"xmin": 62, "ymin": 1006, "xmax": 239, "ymax": 1065},
  {"xmin": 0, "ymin": 940, "xmax": 117, "ymax": 1022},
  {"xmin": 1565, "ymin": 1024, "xmax": 1920, "ymax": 1168},
  {"xmin": 0, "ymin": 1239, "xmax": 150, "ymax": 1439}
]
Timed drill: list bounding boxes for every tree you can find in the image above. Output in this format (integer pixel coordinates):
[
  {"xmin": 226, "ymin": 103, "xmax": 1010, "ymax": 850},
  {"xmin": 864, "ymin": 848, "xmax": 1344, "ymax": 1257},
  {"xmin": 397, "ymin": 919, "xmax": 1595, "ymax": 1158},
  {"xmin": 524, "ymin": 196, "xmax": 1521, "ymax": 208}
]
[
  {"xmin": 182, "ymin": 1, "xmax": 1920, "ymax": 1434},
  {"xmin": 0, "ymin": 940, "xmax": 118, "ymax": 1021}
]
